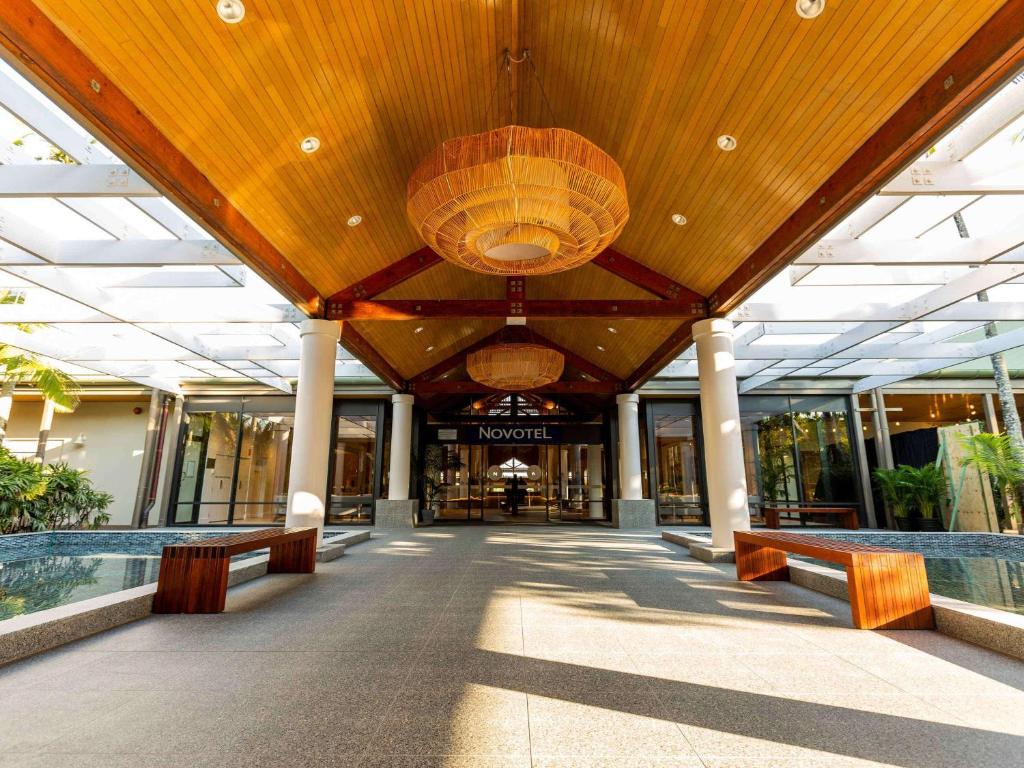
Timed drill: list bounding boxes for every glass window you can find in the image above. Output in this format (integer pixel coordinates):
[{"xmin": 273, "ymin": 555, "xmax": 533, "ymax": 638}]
[
  {"xmin": 654, "ymin": 413, "xmax": 704, "ymax": 524},
  {"xmin": 232, "ymin": 414, "xmax": 294, "ymax": 524},
  {"xmin": 173, "ymin": 411, "xmax": 240, "ymax": 524},
  {"xmin": 789, "ymin": 397, "xmax": 857, "ymax": 504},
  {"xmin": 740, "ymin": 397, "xmax": 798, "ymax": 513},
  {"xmin": 329, "ymin": 414, "xmax": 377, "ymax": 524}
]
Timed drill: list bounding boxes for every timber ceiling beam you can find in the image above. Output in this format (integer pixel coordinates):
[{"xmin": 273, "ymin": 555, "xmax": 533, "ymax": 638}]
[
  {"xmin": 325, "ymin": 298, "xmax": 702, "ymax": 321},
  {"xmin": 625, "ymin": 0, "xmax": 1024, "ymax": 391},
  {"xmin": 328, "ymin": 247, "xmax": 442, "ymax": 301},
  {"xmin": 337, "ymin": 322, "xmax": 405, "ymax": 392},
  {"xmin": 592, "ymin": 249, "xmax": 705, "ymax": 306},
  {"xmin": 410, "ymin": 380, "xmax": 621, "ymax": 396},
  {"xmin": 0, "ymin": 0, "xmax": 322, "ymax": 316}
]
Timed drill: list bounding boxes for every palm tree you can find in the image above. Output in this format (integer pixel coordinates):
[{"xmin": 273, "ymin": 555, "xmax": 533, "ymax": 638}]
[
  {"xmin": 0, "ymin": 348, "xmax": 80, "ymax": 445},
  {"xmin": 957, "ymin": 432, "xmax": 1024, "ymax": 533}
]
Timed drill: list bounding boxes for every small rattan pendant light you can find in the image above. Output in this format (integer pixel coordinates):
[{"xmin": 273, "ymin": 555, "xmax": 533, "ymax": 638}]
[{"xmin": 467, "ymin": 342, "xmax": 565, "ymax": 391}]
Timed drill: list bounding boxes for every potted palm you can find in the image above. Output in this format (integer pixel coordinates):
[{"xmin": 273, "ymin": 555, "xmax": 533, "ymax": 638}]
[
  {"xmin": 873, "ymin": 466, "xmax": 913, "ymax": 531},
  {"xmin": 957, "ymin": 432, "xmax": 1024, "ymax": 534},
  {"xmin": 903, "ymin": 464, "xmax": 946, "ymax": 532}
]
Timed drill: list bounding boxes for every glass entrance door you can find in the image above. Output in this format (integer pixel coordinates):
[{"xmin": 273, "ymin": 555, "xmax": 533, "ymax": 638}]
[{"xmin": 481, "ymin": 444, "xmax": 549, "ymax": 523}]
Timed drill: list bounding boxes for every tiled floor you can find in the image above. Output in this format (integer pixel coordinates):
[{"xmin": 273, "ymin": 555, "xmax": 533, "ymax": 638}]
[{"xmin": 3, "ymin": 527, "xmax": 1024, "ymax": 767}]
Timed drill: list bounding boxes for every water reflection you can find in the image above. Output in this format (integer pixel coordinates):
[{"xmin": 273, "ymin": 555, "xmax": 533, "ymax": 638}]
[
  {"xmin": 925, "ymin": 557, "xmax": 1024, "ymax": 615},
  {"xmin": 0, "ymin": 555, "xmax": 160, "ymax": 620}
]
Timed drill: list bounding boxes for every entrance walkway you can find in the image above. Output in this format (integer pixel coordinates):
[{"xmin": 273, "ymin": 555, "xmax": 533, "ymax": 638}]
[{"xmin": 3, "ymin": 528, "xmax": 1024, "ymax": 767}]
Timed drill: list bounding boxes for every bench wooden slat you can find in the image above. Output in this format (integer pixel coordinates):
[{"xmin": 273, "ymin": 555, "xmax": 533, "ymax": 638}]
[
  {"xmin": 153, "ymin": 527, "xmax": 317, "ymax": 614},
  {"xmin": 734, "ymin": 531, "xmax": 934, "ymax": 630}
]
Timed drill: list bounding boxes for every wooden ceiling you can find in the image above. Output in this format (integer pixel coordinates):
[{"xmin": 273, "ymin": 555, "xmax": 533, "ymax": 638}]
[{"xmin": 7, "ymin": 0, "xmax": 1022, "ymax": 392}]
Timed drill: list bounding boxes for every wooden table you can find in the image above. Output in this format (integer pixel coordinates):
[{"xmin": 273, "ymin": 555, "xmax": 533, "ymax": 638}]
[
  {"xmin": 734, "ymin": 530, "xmax": 933, "ymax": 630},
  {"xmin": 153, "ymin": 527, "xmax": 317, "ymax": 614}
]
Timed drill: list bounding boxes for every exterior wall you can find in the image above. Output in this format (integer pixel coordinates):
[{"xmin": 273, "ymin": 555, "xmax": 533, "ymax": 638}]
[{"xmin": 3, "ymin": 399, "xmax": 149, "ymax": 527}]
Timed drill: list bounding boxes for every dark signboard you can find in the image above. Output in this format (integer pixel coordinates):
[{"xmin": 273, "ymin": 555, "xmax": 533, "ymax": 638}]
[{"xmin": 435, "ymin": 423, "xmax": 603, "ymax": 445}]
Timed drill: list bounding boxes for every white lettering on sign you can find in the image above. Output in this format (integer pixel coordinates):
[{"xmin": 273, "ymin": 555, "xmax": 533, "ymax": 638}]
[{"xmin": 478, "ymin": 426, "xmax": 552, "ymax": 441}]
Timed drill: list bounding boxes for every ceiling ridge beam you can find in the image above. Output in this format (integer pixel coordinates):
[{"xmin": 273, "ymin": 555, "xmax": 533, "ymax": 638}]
[
  {"xmin": 325, "ymin": 298, "xmax": 703, "ymax": 320},
  {"xmin": 338, "ymin": 322, "xmax": 405, "ymax": 391},
  {"xmin": 708, "ymin": 0, "xmax": 1024, "ymax": 319},
  {"xmin": 328, "ymin": 247, "xmax": 442, "ymax": 301},
  {"xmin": 0, "ymin": 1, "xmax": 323, "ymax": 315},
  {"xmin": 412, "ymin": 380, "xmax": 619, "ymax": 395},
  {"xmin": 592, "ymin": 249, "xmax": 705, "ymax": 305}
]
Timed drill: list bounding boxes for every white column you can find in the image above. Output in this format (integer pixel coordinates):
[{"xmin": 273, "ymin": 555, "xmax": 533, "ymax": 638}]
[
  {"xmin": 286, "ymin": 319, "xmax": 340, "ymax": 543},
  {"xmin": 693, "ymin": 318, "xmax": 750, "ymax": 549},
  {"xmin": 587, "ymin": 444, "xmax": 604, "ymax": 518},
  {"xmin": 616, "ymin": 393, "xmax": 643, "ymax": 500},
  {"xmin": 388, "ymin": 393, "xmax": 414, "ymax": 500}
]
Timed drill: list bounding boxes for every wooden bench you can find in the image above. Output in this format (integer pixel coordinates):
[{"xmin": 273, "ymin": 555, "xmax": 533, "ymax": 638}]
[
  {"xmin": 762, "ymin": 506, "xmax": 859, "ymax": 530},
  {"xmin": 153, "ymin": 527, "xmax": 317, "ymax": 614},
  {"xmin": 734, "ymin": 530, "xmax": 934, "ymax": 630}
]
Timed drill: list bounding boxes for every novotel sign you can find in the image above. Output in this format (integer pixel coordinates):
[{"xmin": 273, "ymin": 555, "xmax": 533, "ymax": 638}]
[{"xmin": 436, "ymin": 424, "xmax": 603, "ymax": 445}]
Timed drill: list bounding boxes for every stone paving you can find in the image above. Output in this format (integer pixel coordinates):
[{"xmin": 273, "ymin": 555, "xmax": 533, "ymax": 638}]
[{"xmin": 2, "ymin": 526, "xmax": 1024, "ymax": 767}]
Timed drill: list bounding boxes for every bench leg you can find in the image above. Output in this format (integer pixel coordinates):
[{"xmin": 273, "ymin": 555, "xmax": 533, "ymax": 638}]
[
  {"xmin": 153, "ymin": 548, "xmax": 192, "ymax": 613},
  {"xmin": 735, "ymin": 539, "xmax": 789, "ymax": 581},
  {"xmin": 846, "ymin": 553, "xmax": 934, "ymax": 630},
  {"xmin": 268, "ymin": 536, "xmax": 317, "ymax": 574},
  {"xmin": 844, "ymin": 512, "xmax": 860, "ymax": 530},
  {"xmin": 185, "ymin": 554, "xmax": 231, "ymax": 613},
  {"xmin": 764, "ymin": 509, "xmax": 781, "ymax": 529}
]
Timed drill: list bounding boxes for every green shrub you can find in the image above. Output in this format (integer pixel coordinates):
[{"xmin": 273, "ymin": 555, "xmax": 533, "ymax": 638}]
[{"xmin": 0, "ymin": 448, "xmax": 112, "ymax": 533}]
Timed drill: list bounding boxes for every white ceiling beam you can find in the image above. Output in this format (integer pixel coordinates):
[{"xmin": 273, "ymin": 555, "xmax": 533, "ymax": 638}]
[
  {"xmin": 0, "ymin": 326, "xmax": 182, "ymax": 392},
  {"xmin": 128, "ymin": 198, "xmax": 209, "ymax": 240},
  {"xmin": 0, "ymin": 66, "xmax": 110, "ymax": 164},
  {"xmin": 733, "ymin": 300, "xmax": 1024, "ymax": 323},
  {"xmin": 53, "ymin": 239, "xmax": 236, "ymax": 266},
  {"xmin": 0, "ymin": 164, "xmax": 157, "ymax": 196},
  {"xmin": 738, "ymin": 264, "xmax": 1024, "ymax": 391},
  {"xmin": 881, "ymin": 160, "xmax": 1024, "ymax": 196},
  {"xmin": 850, "ymin": 325, "xmax": 1024, "ymax": 392},
  {"xmin": 798, "ymin": 224, "xmax": 1024, "ymax": 266}
]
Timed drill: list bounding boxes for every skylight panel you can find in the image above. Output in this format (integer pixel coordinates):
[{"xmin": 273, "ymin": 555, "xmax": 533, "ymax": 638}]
[
  {"xmin": 60, "ymin": 198, "xmax": 176, "ymax": 240},
  {"xmin": 957, "ymin": 195, "xmax": 1024, "ymax": 240},
  {"xmin": 751, "ymin": 333, "xmax": 838, "ymax": 346},
  {"xmin": 0, "ymin": 198, "xmax": 113, "ymax": 240},
  {"xmin": 860, "ymin": 196, "xmax": 978, "ymax": 241}
]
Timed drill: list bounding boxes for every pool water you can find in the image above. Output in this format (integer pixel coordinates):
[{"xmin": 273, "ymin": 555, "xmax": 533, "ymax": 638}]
[
  {"xmin": 793, "ymin": 532, "xmax": 1024, "ymax": 615},
  {"xmin": 0, "ymin": 531, "xmax": 269, "ymax": 621},
  {"xmin": 0, "ymin": 555, "xmax": 161, "ymax": 620}
]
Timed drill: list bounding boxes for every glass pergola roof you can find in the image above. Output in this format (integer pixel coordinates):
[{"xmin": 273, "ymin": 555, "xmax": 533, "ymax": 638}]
[
  {"xmin": 652, "ymin": 71, "xmax": 1024, "ymax": 393},
  {"xmin": 0, "ymin": 61, "xmax": 378, "ymax": 393}
]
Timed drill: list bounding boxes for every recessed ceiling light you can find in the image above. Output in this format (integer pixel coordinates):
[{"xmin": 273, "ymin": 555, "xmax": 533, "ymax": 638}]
[
  {"xmin": 413, "ymin": 326, "xmax": 424, "ymax": 334},
  {"xmin": 216, "ymin": 0, "xmax": 245, "ymax": 24},
  {"xmin": 795, "ymin": 0, "xmax": 825, "ymax": 19},
  {"xmin": 596, "ymin": 345, "xmax": 606, "ymax": 352},
  {"xmin": 671, "ymin": 213, "xmax": 687, "ymax": 226},
  {"xmin": 607, "ymin": 327, "xmax": 618, "ymax": 334},
  {"xmin": 717, "ymin": 135, "xmax": 737, "ymax": 151},
  {"xmin": 425, "ymin": 345, "xmax": 435, "ymax": 352},
  {"xmin": 346, "ymin": 214, "xmax": 362, "ymax": 227},
  {"xmin": 299, "ymin": 136, "xmax": 320, "ymax": 154}
]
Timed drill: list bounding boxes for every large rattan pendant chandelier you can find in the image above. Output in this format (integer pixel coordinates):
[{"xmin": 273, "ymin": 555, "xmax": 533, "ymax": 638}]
[
  {"xmin": 467, "ymin": 343, "xmax": 565, "ymax": 391},
  {"xmin": 406, "ymin": 52, "xmax": 628, "ymax": 276}
]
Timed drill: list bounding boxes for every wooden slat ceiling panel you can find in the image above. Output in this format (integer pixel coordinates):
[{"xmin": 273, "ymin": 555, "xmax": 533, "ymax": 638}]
[
  {"xmin": 28, "ymin": 0, "xmax": 1006, "ymax": 381},
  {"xmin": 353, "ymin": 318, "xmax": 505, "ymax": 381},
  {"xmin": 530, "ymin": 318, "xmax": 667, "ymax": 380}
]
